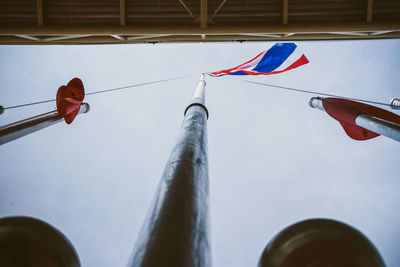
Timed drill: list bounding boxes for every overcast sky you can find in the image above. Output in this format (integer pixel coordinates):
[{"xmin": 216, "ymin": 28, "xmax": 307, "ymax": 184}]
[{"xmin": 0, "ymin": 40, "xmax": 399, "ymax": 267}]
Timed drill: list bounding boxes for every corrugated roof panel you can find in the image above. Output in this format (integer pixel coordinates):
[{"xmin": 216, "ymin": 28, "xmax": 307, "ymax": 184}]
[
  {"xmin": 126, "ymin": 0, "xmax": 196, "ymax": 24},
  {"xmin": 289, "ymin": 0, "xmax": 365, "ymax": 23},
  {"xmin": 374, "ymin": 0, "xmax": 400, "ymax": 22},
  {"xmin": 44, "ymin": 0, "xmax": 120, "ymax": 25},
  {"xmin": 0, "ymin": 0, "xmax": 37, "ymax": 26},
  {"xmin": 212, "ymin": 0, "xmax": 282, "ymax": 24}
]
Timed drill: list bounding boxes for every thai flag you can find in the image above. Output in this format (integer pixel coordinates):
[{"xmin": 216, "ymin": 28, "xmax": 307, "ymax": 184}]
[{"xmin": 208, "ymin": 43, "xmax": 309, "ymax": 77}]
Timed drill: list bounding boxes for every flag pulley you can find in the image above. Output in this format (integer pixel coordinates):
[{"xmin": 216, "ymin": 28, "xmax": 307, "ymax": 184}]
[
  {"xmin": 390, "ymin": 98, "xmax": 400, "ymax": 110},
  {"xmin": 0, "ymin": 78, "xmax": 89, "ymax": 145},
  {"xmin": 309, "ymin": 97, "xmax": 400, "ymax": 142}
]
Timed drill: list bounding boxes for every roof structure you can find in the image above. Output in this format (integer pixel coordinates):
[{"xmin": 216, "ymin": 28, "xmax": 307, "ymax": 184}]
[{"xmin": 0, "ymin": 0, "xmax": 399, "ymax": 44}]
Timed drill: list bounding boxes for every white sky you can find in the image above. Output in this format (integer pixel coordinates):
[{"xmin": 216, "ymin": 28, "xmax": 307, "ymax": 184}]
[{"xmin": 0, "ymin": 40, "xmax": 399, "ymax": 267}]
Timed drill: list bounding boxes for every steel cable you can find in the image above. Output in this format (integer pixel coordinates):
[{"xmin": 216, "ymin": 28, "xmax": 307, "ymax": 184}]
[
  {"xmin": 244, "ymin": 80, "xmax": 392, "ymax": 107},
  {"xmin": 2, "ymin": 74, "xmax": 197, "ymax": 111}
]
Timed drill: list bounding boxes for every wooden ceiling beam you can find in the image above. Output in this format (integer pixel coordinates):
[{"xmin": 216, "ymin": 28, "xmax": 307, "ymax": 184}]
[
  {"xmin": 178, "ymin": 0, "xmax": 196, "ymax": 20},
  {"xmin": 283, "ymin": 0, "xmax": 288, "ymax": 24},
  {"xmin": 200, "ymin": 0, "xmax": 208, "ymax": 28},
  {"xmin": 369, "ymin": 30, "xmax": 393, "ymax": 36},
  {"xmin": 36, "ymin": 0, "xmax": 43, "ymax": 26},
  {"xmin": 127, "ymin": 34, "xmax": 171, "ymax": 40},
  {"xmin": 212, "ymin": 0, "xmax": 227, "ymax": 18},
  {"xmin": 3, "ymin": 32, "xmax": 400, "ymax": 45},
  {"xmin": 0, "ymin": 23, "xmax": 398, "ymax": 35},
  {"xmin": 367, "ymin": 0, "xmax": 373, "ymax": 23},
  {"xmin": 15, "ymin": 35, "xmax": 41, "ymax": 41},
  {"xmin": 43, "ymin": 35, "xmax": 90, "ymax": 41},
  {"xmin": 120, "ymin": 0, "xmax": 126, "ymax": 26},
  {"xmin": 110, "ymin": 34, "xmax": 125, "ymax": 40}
]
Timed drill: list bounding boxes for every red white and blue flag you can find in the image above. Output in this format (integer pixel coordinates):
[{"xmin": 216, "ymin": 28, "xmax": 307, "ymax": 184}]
[{"xmin": 208, "ymin": 43, "xmax": 309, "ymax": 77}]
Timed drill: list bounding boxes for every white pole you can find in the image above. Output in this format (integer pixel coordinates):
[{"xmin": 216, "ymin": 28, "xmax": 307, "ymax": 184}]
[
  {"xmin": 192, "ymin": 74, "xmax": 206, "ymax": 104},
  {"xmin": 184, "ymin": 74, "xmax": 208, "ymax": 118},
  {"xmin": 309, "ymin": 97, "xmax": 400, "ymax": 142},
  {"xmin": 0, "ymin": 103, "xmax": 90, "ymax": 145},
  {"xmin": 355, "ymin": 114, "xmax": 400, "ymax": 142}
]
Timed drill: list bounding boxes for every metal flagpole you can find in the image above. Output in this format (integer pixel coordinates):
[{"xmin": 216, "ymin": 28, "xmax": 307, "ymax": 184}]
[
  {"xmin": 128, "ymin": 74, "xmax": 211, "ymax": 267},
  {"xmin": 0, "ymin": 103, "xmax": 90, "ymax": 145},
  {"xmin": 258, "ymin": 218, "xmax": 385, "ymax": 267},
  {"xmin": 0, "ymin": 216, "xmax": 81, "ymax": 267},
  {"xmin": 309, "ymin": 97, "xmax": 400, "ymax": 142}
]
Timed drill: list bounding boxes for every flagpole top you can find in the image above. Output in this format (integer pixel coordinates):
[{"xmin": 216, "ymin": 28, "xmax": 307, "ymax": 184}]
[
  {"xmin": 309, "ymin": 97, "xmax": 324, "ymax": 111},
  {"xmin": 184, "ymin": 74, "xmax": 209, "ymax": 119},
  {"xmin": 390, "ymin": 98, "xmax": 400, "ymax": 110},
  {"xmin": 192, "ymin": 74, "xmax": 206, "ymax": 103},
  {"xmin": 81, "ymin": 103, "xmax": 90, "ymax": 113},
  {"xmin": 200, "ymin": 73, "xmax": 206, "ymax": 82}
]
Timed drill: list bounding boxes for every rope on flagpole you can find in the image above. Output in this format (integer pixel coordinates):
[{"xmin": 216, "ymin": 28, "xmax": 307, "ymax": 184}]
[
  {"xmin": 2, "ymin": 74, "xmax": 197, "ymax": 111},
  {"xmin": 244, "ymin": 80, "xmax": 393, "ymax": 108}
]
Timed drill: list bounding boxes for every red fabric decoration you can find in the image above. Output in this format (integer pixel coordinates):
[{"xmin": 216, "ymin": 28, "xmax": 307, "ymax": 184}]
[
  {"xmin": 56, "ymin": 78, "xmax": 85, "ymax": 124},
  {"xmin": 322, "ymin": 97, "xmax": 400, "ymax": 140}
]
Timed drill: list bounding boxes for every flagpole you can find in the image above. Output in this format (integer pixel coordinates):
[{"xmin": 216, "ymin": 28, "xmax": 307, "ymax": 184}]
[
  {"xmin": 258, "ymin": 218, "xmax": 385, "ymax": 267},
  {"xmin": 128, "ymin": 74, "xmax": 211, "ymax": 267},
  {"xmin": 0, "ymin": 103, "xmax": 90, "ymax": 145},
  {"xmin": 309, "ymin": 97, "xmax": 400, "ymax": 142},
  {"xmin": 0, "ymin": 216, "xmax": 81, "ymax": 267}
]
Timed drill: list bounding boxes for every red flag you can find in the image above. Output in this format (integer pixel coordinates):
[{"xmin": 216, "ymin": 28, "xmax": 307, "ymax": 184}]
[
  {"xmin": 322, "ymin": 98, "xmax": 400, "ymax": 140},
  {"xmin": 56, "ymin": 78, "xmax": 85, "ymax": 124}
]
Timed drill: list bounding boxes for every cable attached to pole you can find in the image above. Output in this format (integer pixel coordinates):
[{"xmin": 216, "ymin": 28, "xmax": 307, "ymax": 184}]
[
  {"xmin": 244, "ymin": 80, "xmax": 394, "ymax": 108},
  {"xmin": 2, "ymin": 74, "xmax": 197, "ymax": 112}
]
